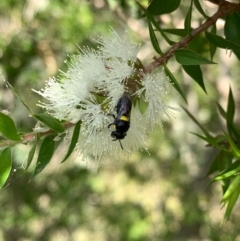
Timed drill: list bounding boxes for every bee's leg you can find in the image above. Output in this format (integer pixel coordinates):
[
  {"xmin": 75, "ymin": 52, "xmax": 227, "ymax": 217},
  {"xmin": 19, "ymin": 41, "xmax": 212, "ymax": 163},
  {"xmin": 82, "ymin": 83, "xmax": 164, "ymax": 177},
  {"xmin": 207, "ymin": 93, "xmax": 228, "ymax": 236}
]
[
  {"xmin": 119, "ymin": 140, "xmax": 124, "ymax": 150},
  {"xmin": 111, "ymin": 137, "xmax": 124, "ymax": 149},
  {"xmin": 108, "ymin": 123, "xmax": 114, "ymax": 130}
]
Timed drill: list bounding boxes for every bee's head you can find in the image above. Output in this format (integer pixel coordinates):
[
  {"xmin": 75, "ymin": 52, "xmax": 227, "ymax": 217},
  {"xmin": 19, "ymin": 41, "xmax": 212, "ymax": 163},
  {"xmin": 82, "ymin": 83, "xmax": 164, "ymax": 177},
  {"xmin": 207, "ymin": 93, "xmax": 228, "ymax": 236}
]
[{"xmin": 111, "ymin": 130, "xmax": 126, "ymax": 140}]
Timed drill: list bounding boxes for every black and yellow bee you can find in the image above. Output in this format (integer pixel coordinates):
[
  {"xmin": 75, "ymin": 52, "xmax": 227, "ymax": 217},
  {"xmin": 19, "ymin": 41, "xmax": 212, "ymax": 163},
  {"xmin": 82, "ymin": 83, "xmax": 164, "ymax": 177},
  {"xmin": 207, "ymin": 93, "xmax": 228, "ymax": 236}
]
[{"xmin": 108, "ymin": 94, "xmax": 132, "ymax": 149}]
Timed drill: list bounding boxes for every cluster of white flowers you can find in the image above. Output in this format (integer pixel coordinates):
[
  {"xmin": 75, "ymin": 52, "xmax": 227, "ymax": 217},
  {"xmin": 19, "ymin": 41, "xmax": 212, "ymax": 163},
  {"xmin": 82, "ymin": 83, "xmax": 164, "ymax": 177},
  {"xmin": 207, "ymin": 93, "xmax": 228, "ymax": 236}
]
[{"xmin": 33, "ymin": 29, "xmax": 177, "ymax": 163}]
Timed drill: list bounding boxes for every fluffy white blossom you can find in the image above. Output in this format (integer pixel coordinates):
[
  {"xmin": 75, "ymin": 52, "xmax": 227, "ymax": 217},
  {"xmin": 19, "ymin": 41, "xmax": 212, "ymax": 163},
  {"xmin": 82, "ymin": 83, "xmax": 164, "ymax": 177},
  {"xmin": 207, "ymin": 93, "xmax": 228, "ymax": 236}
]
[
  {"xmin": 34, "ymin": 28, "xmax": 178, "ymax": 164},
  {"xmin": 136, "ymin": 71, "xmax": 178, "ymax": 130}
]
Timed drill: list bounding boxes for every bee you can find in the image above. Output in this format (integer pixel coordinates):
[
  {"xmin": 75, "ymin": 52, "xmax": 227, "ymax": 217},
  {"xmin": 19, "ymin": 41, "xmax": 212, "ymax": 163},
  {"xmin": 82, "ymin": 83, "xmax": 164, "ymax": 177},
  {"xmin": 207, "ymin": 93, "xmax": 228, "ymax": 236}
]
[{"xmin": 108, "ymin": 94, "xmax": 132, "ymax": 149}]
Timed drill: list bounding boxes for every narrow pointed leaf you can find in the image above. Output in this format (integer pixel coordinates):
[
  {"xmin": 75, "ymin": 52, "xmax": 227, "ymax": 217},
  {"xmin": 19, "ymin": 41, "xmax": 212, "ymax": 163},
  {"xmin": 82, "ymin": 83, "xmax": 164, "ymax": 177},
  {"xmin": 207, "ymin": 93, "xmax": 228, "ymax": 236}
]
[
  {"xmin": 227, "ymin": 87, "xmax": 235, "ymax": 125},
  {"xmin": 214, "ymin": 166, "xmax": 240, "ymax": 181},
  {"xmin": 34, "ymin": 113, "xmax": 65, "ymax": 133},
  {"xmin": 206, "ymin": 150, "xmax": 221, "ymax": 176},
  {"xmin": 209, "ymin": 25, "xmax": 217, "ymax": 60},
  {"xmin": 207, "ymin": 149, "xmax": 233, "ymax": 177},
  {"xmin": 25, "ymin": 135, "xmax": 39, "ymax": 170},
  {"xmin": 0, "ymin": 112, "xmax": 21, "ymax": 141},
  {"xmin": 32, "ymin": 135, "xmax": 55, "ymax": 178},
  {"xmin": 190, "ymin": 132, "xmax": 227, "ymax": 151},
  {"xmin": 223, "ymin": 185, "xmax": 240, "ymax": 221},
  {"xmin": 182, "ymin": 65, "xmax": 206, "ymax": 93},
  {"xmin": 218, "ymin": 158, "xmax": 239, "ymax": 175},
  {"xmin": 62, "ymin": 121, "xmax": 81, "ymax": 163},
  {"xmin": 144, "ymin": 8, "xmax": 174, "ymax": 45},
  {"xmin": 184, "ymin": 0, "xmax": 193, "ymax": 35},
  {"xmin": 136, "ymin": 2, "xmax": 162, "ymax": 53},
  {"xmin": 222, "ymin": 175, "xmax": 240, "ymax": 201},
  {"xmin": 193, "ymin": 0, "xmax": 209, "ymax": 18},
  {"xmin": 217, "ymin": 103, "xmax": 227, "ymax": 120},
  {"xmin": 175, "ymin": 49, "xmax": 216, "ymax": 65},
  {"xmin": 205, "ymin": 31, "xmax": 240, "ymax": 50},
  {"xmin": 190, "ymin": 132, "xmax": 208, "ymax": 142},
  {"xmin": 0, "ymin": 147, "xmax": 12, "ymax": 189},
  {"xmin": 223, "ymin": 131, "xmax": 240, "ymax": 159},
  {"xmin": 224, "ymin": 12, "xmax": 240, "ymax": 60},
  {"xmin": 164, "ymin": 65, "xmax": 187, "ymax": 103},
  {"xmin": 147, "ymin": 0, "xmax": 181, "ymax": 15},
  {"xmin": 148, "ymin": 19, "xmax": 163, "ymax": 55},
  {"xmin": 7, "ymin": 81, "xmax": 33, "ymax": 115}
]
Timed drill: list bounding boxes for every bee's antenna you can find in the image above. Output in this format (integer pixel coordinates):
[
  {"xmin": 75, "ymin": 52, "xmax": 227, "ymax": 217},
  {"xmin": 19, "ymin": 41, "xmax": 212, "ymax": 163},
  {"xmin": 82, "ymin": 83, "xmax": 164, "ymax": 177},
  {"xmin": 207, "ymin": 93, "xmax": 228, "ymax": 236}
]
[{"xmin": 119, "ymin": 140, "xmax": 124, "ymax": 150}]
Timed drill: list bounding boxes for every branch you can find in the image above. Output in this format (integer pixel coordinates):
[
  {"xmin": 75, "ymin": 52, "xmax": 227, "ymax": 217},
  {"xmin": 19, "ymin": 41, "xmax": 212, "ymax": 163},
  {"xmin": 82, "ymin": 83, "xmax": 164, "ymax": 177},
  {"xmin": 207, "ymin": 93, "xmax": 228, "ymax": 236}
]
[
  {"xmin": 143, "ymin": 0, "xmax": 240, "ymax": 74},
  {"xmin": 0, "ymin": 122, "xmax": 74, "ymax": 148}
]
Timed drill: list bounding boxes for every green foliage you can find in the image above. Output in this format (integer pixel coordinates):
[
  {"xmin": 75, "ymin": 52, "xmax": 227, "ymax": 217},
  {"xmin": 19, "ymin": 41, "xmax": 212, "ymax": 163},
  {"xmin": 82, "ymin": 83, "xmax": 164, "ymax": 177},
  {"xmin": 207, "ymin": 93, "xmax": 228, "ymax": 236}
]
[
  {"xmin": 182, "ymin": 65, "xmax": 206, "ymax": 93},
  {"xmin": 34, "ymin": 113, "xmax": 65, "ymax": 133},
  {"xmin": 174, "ymin": 49, "xmax": 216, "ymax": 65},
  {"xmin": 32, "ymin": 135, "xmax": 55, "ymax": 178},
  {"xmin": 61, "ymin": 121, "xmax": 81, "ymax": 163},
  {"xmin": 184, "ymin": 0, "xmax": 193, "ymax": 35},
  {"xmin": 0, "ymin": 113, "xmax": 21, "ymax": 141},
  {"xmin": 25, "ymin": 135, "xmax": 38, "ymax": 170},
  {"xmin": 147, "ymin": 0, "xmax": 181, "ymax": 15},
  {"xmin": 184, "ymin": 88, "xmax": 240, "ymax": 220},
  {"xmin": 224, "ymin": 12, "xmax": 240, "ymax": 60},
  {"xmin": 0, "ymin": 147, "xmax": 12, "ymax": 188},
  {"xmin": 164, "ymin": 64, "xmax": 187, "ymax": 103}
]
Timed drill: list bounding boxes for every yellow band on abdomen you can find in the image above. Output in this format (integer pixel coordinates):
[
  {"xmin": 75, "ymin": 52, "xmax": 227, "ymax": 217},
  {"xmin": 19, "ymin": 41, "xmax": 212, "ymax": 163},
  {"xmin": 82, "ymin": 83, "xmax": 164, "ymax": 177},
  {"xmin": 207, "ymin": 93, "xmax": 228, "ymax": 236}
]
[{"xmin": 120, "ymin": 116, "xmax": 129, "ymax": 122}]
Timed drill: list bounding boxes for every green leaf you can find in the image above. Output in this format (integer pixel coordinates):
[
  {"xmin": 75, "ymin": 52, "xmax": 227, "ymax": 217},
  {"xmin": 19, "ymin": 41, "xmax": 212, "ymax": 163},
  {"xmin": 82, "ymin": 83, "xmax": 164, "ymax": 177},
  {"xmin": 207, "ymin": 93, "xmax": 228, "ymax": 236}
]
[
  {"xmin": 225, "ymin": 12, "xmax": 240, "ymax": 43},
  {"xmin": 184, "ymin": 0, "xmax": 193, "ymax": 35},
  {"xmin": 62, "ymin": 121, "xmax": 81, "ymax": 163},
  {"xmin": 227, "ymin": 87, "xmax": 235, "ymax": 130},
  {"xmin": 207, "ymin": 150, "xmax": 221, "ymax": 176},
  {"xmin": 190, "ymin": 132, "xmax": 226, "ymax": 150},
  {"xmin": 136, "ymin": 2, "xmax": 172, "ymax": 50},
  {"xmin": 209, "ymin": 25, "xmax": 217, "ymax": 60},
  {"xmin": 6, "ymin": 81, "xmax": 33, "ymax": 115},
  {"xmin": 25, "ymin": 135, "xmax": 39, "ymax": 170},
  {"xmin": 34, "ymin": 113, "xmax": 65, "ymax": 133},
  {"xmin": 0, "ymin": 147, "xmax": 12, "ymax": 189},
  {"xmin": 182, "ymin": 65, "xmax": 206, "ymax": 93},
  {"xmin": 207, "ymin": 148, "xmax": 232, "ymax": 176},
  {"xmin": 214, "ymin": 165, "xmax": 240, "ymax": 181},
  {"xmin": 217, "ymin": 151, "xmax": 234, "ymax": 173},
  {"xmin": 193, "ymin": 0, "xmax": 209, "ymax": 18},
  {"xmin": 147, "ymin": 19, "xmax": 163, "ymax": 55},
  {"xmin": 0, "ymin": 112, "xmax": 21, "ymax": 141},
  {"xmin": 147, "ymin": 0, "xmax": 181, "ymax": 15},
  {"xmin": 144, "ymin": 8, "xmax": 174, "ymax": 46},
  {"xmin": 223, "ymin": 184, "xmax": 240, "ymax": 221},
  {"xmin": 32, "ymin": 135, "xmax": 55, "ymax": 178},
  {"xmin": 175, "ymin": 49, "xmax": 216, "ymax": 65},
  {"xmin": 205, "ymin": 31, "xmax": 240, "ymax": 51},
  {"xmin": 164, "ymin": 65, "xmax": 187, "ymax": 103},
  {"xmin": 231, "ymin": 125, "xmax": 240, "ymax": 146},
  {"xmin": 223, "ymin": 131, "xmax": 240, "ymax": 159},
  {"xmin": 222, "ymin": 175, "xmax": 240, "ymax": 201},
  {"xmin": 217, "ymin": 103, "xmax": 227, "ymax": 120},
  {"xmin": 224, "ymin": 12, "xmax": 240, "ymax": 60}
]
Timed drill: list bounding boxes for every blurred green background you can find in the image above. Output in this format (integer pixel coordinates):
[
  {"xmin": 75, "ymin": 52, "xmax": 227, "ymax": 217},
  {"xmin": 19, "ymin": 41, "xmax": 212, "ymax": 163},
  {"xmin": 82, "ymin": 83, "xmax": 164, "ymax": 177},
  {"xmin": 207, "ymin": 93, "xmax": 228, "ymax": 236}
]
[{"xmin": 0, "ymin": 0, "xmax": 240, "ymax": 240}]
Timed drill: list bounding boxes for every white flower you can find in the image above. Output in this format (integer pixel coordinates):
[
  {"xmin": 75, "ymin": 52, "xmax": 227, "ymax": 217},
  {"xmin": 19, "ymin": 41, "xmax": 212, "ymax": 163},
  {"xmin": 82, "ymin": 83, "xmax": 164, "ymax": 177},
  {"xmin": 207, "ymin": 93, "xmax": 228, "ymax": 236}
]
[
  {"xmin": 96, "ymin": 28, "xmax": 140, "ymax": 62},
  {"xmin": 34, "ymin": 28, "xmax": 178, "ymax": 164},
  {"xmin": 135, "ymin": 70, "xmax": 179, "ymax": 131}
]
